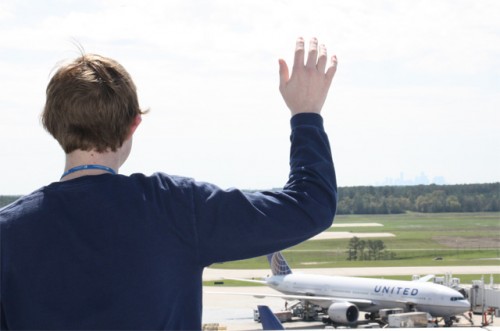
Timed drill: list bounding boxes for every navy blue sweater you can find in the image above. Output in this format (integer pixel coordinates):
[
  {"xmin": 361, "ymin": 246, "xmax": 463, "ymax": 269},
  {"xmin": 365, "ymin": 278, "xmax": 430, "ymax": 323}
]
[{"xmin": 0, "ymin": 113, "xmax": 337, "ymax": 330}]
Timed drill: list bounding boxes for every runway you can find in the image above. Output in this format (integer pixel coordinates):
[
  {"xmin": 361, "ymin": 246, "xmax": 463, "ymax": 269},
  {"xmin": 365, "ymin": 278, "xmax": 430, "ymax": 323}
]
[{"xmin": 202, "ymin": 266, "xmax": 500, "ymax": 330}]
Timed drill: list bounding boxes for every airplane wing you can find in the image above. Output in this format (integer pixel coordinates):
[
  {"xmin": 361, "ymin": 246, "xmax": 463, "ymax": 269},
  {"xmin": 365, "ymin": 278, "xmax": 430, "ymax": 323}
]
[
  {"xmin": 205, "ymin": 290, "xmax": 375, "ymax": 307},
  {"xmin": 212, "ymin": 276, "xmax": 376, "ymax": 308},
  {"xmin": 222, "ymin": 277, "xmax": 268, "ymax": 285}
]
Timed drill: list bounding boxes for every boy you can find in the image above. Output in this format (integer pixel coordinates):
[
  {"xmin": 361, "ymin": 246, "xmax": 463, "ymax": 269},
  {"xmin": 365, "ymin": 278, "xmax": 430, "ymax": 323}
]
[{"xmin": 1, "ymin": 37, "xmax": 338, "ymax": 330}]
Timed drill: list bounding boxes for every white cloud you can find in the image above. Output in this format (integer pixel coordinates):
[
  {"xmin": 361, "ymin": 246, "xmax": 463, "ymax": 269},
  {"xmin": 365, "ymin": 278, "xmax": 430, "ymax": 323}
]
[{"xmin": 1, "ymin": 0, "xmax": 499, "ymax": 194}]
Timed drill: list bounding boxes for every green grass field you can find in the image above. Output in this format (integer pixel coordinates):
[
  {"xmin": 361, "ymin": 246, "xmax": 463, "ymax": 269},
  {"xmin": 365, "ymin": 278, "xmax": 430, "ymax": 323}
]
[{"xmin": 207, "ymin": 212, "xmax": 499, "ymax": 284}]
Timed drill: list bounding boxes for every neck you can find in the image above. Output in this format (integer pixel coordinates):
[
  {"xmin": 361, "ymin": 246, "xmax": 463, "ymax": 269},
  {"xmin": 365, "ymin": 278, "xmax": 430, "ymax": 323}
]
[{"xmin": 61, "ymin": 149, "xmax": 121, "ymax": 181}]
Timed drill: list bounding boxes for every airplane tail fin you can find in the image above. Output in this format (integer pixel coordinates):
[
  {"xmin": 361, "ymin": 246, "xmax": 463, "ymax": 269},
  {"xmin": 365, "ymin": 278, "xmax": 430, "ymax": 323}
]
[
  {"xmin": 257, "ymin": 305, "xmax": 286, "ymax": 330},
  {"xmin": 266, "ymin": 252, "xmax": 292, "ymax": 276}
]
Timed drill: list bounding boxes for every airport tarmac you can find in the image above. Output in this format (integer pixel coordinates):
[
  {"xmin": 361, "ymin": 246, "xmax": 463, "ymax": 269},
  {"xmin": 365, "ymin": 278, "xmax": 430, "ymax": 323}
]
[
  {"xmin": 203, "ymin": 286, "xmax": 499, "ymax": 330},
  {"xmin": 202, "ymin": 266, "xmax": 500, "ymax": 330}
]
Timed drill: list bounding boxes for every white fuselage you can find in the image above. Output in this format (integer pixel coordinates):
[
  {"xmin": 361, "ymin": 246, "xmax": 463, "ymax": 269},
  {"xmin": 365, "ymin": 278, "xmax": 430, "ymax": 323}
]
[{"xmin": 266, "ymin": 273, "xmax": 470, "ymax": 318}]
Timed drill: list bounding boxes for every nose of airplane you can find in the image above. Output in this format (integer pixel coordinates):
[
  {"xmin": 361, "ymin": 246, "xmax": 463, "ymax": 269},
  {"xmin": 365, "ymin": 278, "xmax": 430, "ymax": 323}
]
[{"xmin": 456, "ymin": 300, "xmax": 471, "ymax": 313}]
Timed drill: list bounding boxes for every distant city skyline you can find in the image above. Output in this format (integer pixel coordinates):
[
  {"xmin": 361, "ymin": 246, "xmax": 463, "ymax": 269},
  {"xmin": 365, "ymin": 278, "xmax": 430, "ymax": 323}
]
[{"xmin": 376, "ymin": 172, "xmax": 447, "ymax": 186}]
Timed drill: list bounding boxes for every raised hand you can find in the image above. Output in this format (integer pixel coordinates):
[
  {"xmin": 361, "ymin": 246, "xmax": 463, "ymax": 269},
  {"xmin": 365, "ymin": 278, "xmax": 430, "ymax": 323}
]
[{"xmin": 279, "ymin": 37, "xmax": 338, "ymax": 115}]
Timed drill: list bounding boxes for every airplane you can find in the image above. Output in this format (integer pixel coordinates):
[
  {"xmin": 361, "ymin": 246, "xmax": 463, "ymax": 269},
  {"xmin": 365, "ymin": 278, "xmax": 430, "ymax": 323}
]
[{"xmin": 229, "ymin": 251, "xmax": 471, "ymax": 327}]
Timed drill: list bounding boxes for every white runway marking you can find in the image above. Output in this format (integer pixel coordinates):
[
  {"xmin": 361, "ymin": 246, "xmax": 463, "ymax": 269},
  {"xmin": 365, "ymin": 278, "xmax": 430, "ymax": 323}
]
[
  {"xmin": 311, "ymin": 231, "xmax": 395, "ymax": 240},
  {"xmin": 332, "ymin": 223, "xmax": 383, "ymax": 227}
]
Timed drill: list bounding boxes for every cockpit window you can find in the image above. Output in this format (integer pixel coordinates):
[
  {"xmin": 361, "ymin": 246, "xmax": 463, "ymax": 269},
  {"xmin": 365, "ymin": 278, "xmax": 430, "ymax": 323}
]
[{"xmin": 450, "ymin": 296, "xmax": 464, "ymax": 301}]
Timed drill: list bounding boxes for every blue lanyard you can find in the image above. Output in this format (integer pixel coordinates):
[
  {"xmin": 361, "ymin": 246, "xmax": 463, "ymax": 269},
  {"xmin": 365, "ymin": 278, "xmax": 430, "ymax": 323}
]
[{"xmin": 61, "ymin": 164, "xmax": 116, "ymax": 179}]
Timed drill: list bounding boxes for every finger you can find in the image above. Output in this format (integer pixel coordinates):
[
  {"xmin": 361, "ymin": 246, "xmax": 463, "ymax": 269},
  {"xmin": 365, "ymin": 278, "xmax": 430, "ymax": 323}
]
[
  {"xmin": 325, "ymin": 55, "xmax": 338, "ymax": 85},
  {"xmin": 278, "ymin": 59, "xmax": 290, "ymax": 92},
  {"xmin": 306, "ymin": 37, "xmax": 319, "ymax": 68},
  {"xmin": 317, "ymin": 44, "xmax": 327, "ymax": 73},
  {"xmin": 293, "ymin": 37, "xmax": 305, "ymax": 69}
]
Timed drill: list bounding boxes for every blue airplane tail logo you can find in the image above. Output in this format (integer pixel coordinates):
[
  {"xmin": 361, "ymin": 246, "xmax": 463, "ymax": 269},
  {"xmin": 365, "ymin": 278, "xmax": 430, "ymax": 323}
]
[
  {"xmin": 267, "ymin": 252, "xmax": 292, "ymax": 276},
  {"xmin": 257, "ymin": 305, "xmax": 285, "ymax": 330}
]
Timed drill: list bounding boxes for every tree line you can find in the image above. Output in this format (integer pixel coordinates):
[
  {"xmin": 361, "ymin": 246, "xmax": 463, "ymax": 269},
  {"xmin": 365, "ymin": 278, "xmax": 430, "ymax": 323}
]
[
  {"xmin": 1, "ymin": 183, "xmax": 499, "ymax": 214},
  {"xmin": 337, "ymin": 183, "xmax": 499, "ymax": 214},
  {"xmin": 0, "ymin": 195, "xmax": 18, "ymax": 208}
]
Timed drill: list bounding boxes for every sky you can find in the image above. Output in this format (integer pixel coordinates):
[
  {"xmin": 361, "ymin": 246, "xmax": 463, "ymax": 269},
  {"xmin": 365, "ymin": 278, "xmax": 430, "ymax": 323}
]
[{"xmin": 1, "ymin": 0, "xmax": 499, "ymax": 195}]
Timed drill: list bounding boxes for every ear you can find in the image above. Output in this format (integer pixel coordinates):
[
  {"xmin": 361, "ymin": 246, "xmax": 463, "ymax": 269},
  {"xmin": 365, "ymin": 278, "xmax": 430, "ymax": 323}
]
[{"xmin": 127, "ymin": 115, "xmax": 142, "ymax": 138}]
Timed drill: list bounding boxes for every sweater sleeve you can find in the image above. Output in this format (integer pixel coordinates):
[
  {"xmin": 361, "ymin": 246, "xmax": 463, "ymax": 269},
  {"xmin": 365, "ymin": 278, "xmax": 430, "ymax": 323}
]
[{"xmin": 193, "ymin": 113, "xmax": 337, "ymax": 266}]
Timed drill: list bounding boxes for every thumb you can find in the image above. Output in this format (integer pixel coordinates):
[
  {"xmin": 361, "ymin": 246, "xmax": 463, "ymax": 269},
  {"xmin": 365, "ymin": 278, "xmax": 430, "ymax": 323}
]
[{"xmin": 278, "ymin": 59, "xmax": 289, "ymax": 92}]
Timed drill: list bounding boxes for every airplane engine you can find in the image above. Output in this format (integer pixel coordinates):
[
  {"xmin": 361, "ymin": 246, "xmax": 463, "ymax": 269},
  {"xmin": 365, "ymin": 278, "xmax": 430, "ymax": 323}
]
[{"xmin": 327, "ymin": 302, "xmax": 359, "ymax": 324}]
